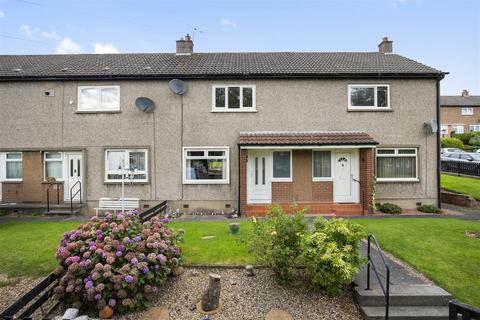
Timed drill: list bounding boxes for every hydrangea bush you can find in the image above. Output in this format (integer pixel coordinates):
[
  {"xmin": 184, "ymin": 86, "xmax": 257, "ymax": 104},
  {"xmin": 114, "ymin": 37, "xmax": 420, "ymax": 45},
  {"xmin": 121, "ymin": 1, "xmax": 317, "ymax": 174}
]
[{"xmin": 53, "ymin": 211, "xmax": 183, "ymax": 313}]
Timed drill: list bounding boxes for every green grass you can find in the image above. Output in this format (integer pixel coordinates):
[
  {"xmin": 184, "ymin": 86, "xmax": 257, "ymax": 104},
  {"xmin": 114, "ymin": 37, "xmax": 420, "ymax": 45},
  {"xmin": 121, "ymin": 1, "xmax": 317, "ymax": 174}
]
[
  {"xmin": 0, "ymin": 221, "xmax": 82, "ymax": 279},
  {"xmin": 169, "ymin": 221, "xmax": 254, "ymax": 265},
  {"xmin": 441, "ymin": 173, "xmax": 480, "ymax": 200},
  {"xmin": 353, "ymin": 218, "xmax": 480, "ymax": 307}
]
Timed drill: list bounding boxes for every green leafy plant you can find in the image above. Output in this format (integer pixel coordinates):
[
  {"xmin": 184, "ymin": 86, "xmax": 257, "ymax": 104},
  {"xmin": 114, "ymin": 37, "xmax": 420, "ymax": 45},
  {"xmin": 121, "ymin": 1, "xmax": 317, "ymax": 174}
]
[
  {"xmin": 250, "ymin": 204, "xmax": 308, "ymax": 285},
  {"xmin": 229, "ymin": 223, "xmax": 240, "ymax": 235},
  {"xmin": 468, "ymin": 135, "xmax": 480, "ymax": 147},
  {"xmin": 453, "ymin": 132, "xmax": 479, "ymax": 146},
  {"xmin": 378, "ymin": 202, "xmax": 402, "ymax": 214},
  {"xmin": 417, "ymin": 204, "xmax": 442, "ymax": 214},
  {"xmin": 441, "ymin": 137, "xmax": 464, "ymax": 149},
  {"xmin": 371, "ymin": 175, "xmax": 377, "ymax": 212},
  {"xmin": 301, "ymin": 218, "xmax": 366, "ymax": 295}
]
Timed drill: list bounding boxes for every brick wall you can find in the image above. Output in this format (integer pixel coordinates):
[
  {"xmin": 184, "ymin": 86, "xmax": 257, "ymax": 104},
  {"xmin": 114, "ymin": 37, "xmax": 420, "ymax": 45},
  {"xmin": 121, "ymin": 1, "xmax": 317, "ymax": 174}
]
[
  {"xmin": 440, "ymin": 106, "xmax": 480, "ymax": 137},
  {"xmin": 312, "ymin": 181, "xmax": 333, "ymax": 202},
  {"xmin": 359, "ymin": 148, "xmax": 374, "ymax": 213},
  {"xmin": 272, "ymin": 182, "xmax": 294, "ymax": 202},
  {"xmin": 239, "ymin": 149, "xmax": 248, "ymax": 214}
]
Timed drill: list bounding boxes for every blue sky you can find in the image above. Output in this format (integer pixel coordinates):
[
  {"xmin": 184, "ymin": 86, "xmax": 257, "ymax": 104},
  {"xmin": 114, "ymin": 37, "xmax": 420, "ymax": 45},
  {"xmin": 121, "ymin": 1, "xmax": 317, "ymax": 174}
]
[{"xmin": 0, "ymin": 0, "xmax": 479, "ymax": 94}]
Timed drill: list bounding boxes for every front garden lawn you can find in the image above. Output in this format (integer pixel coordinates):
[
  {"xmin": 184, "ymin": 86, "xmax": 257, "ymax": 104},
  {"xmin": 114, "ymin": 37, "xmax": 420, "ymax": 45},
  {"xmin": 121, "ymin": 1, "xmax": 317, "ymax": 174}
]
[
  {"xmin": 441, "ymin": 173, "xmax": 480, "ymax": 200},
  {"xmin": 353, "ymin": 218, "xmax": 480, "ymax": 307},
  {"xmin": 0, "ymin": 221, "xmax": 82, "ymax": 280}
]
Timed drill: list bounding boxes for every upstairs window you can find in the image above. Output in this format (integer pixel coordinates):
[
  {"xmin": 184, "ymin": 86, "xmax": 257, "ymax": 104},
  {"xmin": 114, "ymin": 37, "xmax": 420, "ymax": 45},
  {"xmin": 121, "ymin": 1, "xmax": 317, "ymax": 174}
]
[
  {"xmin": 44, "ymin": 152, "xmax": 64, "ymax": 180},
  {"xmin": 5, "ymin": 152, "xmax": 22, "ymax": 181},
  {"xmin": 461, "ymin": 108, "xmax": 473, "ymax": 115},
  {"xmin": 348, "ymin": 84, "xmax": 390, "ymax": 110},
  {"xmin": 105, "ymin": 149, "xmax": 148, "ymax": 182},
  {"xmin": 212, "ymin": 85, "xmax": 256, "ymax": 111},
  {"xmin": 78, "ymin": 86, "xmax": 120, "ymax": 112},
  {"xmin": 183, "ymin": 147, "xmax": 229, "ymax": 184}
]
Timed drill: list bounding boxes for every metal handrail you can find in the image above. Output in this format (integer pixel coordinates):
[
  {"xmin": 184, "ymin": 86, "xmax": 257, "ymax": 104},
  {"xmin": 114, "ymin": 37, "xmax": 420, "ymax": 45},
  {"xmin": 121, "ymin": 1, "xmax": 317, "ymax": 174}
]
[
  {"xmin": 449, "ymin": 300, "xmax": 480, "ymax": 320},
  {"xmin": 69, "ymin": 181, "xmax": 82, "ymax": 213},
  {"xmin": 46, "ymin": 183, "xmax": 60, "ymax": 212},
  {"xmin": 366, "ymin": 234, "xmax": 390, "ymax": 320},
  {"xmin": 139, "ymin": 200, "xmax": 168, "ymax": 222}
]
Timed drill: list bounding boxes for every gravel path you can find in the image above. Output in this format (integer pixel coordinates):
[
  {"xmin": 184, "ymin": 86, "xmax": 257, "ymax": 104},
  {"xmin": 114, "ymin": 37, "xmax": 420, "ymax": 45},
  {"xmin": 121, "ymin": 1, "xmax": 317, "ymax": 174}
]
[
  {"xmin": 116, "ymin": 267, "xmax": 362, "ymax": 320},
  {"xmin": 0, "ymin": 276, "xmax": 42, "ymax": 311}
]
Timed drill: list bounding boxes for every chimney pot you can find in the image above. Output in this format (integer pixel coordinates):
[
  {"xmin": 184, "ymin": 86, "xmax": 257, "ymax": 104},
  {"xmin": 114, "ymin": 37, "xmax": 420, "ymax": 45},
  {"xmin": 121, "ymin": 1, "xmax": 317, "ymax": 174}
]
[
  {"xmin": 378, "ymin": 36, "xmax": 393, "ymax": 54},
  {"xmin": 462, "ymin": 89, "xmax": 469, "ymax": 97},
  {"xmin": 176, "ymin": 34, "xmax": 193, "ymax": 55}
]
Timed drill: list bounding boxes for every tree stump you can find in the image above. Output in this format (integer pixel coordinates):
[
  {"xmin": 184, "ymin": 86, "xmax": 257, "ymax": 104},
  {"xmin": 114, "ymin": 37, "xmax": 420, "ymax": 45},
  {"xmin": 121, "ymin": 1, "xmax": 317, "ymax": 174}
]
[{"xmin": 201, "ymin": 273, "xmax": 221, "ymax": 312}]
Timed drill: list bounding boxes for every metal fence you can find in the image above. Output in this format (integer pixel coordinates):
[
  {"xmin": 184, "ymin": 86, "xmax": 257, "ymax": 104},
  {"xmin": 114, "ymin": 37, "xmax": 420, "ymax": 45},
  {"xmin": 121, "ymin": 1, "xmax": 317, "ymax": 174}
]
[
  {"xmin": 449, "ymin": 300, "xmax": 480, "ymax": 319},
  {"xmin": 441, "ymin": 160, "xmax": 480, "ymax": 177}
]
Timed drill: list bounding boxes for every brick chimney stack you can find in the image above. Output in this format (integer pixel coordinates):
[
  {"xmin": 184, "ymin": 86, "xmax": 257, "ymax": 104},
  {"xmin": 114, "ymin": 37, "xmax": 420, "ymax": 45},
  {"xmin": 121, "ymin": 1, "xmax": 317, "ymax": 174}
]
[
  {"xmin": 378, "ymin": 37, "xmax": 393, "ymax": 54},
  {"xmin": 462, "ymin": 89, "xmax": 469, "ymax": 97},
  {"xmin": 176, "ymin": 34, "xmax": 193, "ymax": 55}
]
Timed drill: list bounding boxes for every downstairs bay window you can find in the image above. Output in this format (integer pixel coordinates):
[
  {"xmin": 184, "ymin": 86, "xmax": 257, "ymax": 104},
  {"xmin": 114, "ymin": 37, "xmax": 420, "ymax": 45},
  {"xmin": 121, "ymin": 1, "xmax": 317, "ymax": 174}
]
[
  {"xmin": 376, "ymin": 148, "xmax": 418, "ymax": 182},
  {"xmin": 183, "ymin": 147, "xmax": 229, "ymax": 184},
  {"xmin": 105, "ymin": 149, "xmax": 148, "ymax": 182}
]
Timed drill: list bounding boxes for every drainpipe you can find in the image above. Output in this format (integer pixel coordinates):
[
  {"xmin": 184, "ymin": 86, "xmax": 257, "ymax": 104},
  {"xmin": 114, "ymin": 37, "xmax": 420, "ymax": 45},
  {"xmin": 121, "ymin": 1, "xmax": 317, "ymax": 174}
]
[
  {"xmin": 436, "ymin": 79, "xmax": 441, "ymax": 209},
  {"xmin": 237, "ymin": 144, "xmax": 241, "ymax": 216}
]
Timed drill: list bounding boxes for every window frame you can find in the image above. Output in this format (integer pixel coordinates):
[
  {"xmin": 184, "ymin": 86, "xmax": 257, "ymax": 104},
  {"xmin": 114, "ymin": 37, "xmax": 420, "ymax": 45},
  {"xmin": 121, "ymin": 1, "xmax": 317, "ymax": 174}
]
[
  {"xmin": 44, "ymin": 151, "xmax": 65, "ymax": 181},
  {"xmin": 271, "ymin": 150, "xmax": 292, "ymax": 182},
  {"xmin": 5, "ymin": 152, "xmax": 23, "ymax": 182},
  {"xmin": 348, "ymin": 84, "xmax": 391, "ymax": 110},
  {"xmin": 461, "ymin": 107, "xmax": 473, "ymax": 116},
  {"xmin": 182, "ymin": 146, "xmax": 230, "ymax": 184},
  {"xmin": 211, "ymin": 85, "xmax": 256, "ymax": 112},
  {"xmin": 77, "ymin": 85, "xmax": 121, "ymax": 112},
  {"xmin": 453, "ymin": 125, "xmax": 465, "ymax": 134},
  {"xmin": 312, "ymin": 150, "xmax": 333, "ymax": 181},
  {"xmin": 469, "ymin": 124, "xmax": 480, "ymax": 132},
  {"xmin": 104, "ymin": 149, "xmax": 149, "ymax": 183},
  {"xmin": 375, "ymin": 147, "xmax": 419, "ymax": 182}
]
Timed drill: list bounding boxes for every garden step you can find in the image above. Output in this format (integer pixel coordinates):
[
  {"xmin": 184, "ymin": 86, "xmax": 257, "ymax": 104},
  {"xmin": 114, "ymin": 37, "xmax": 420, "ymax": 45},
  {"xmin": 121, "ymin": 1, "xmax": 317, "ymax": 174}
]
[
  {"xmin": 360, "ymin": 306, "xmax": 449, "ymax": 320},
  {"xmin": 354, "ymin": 285, "xmax": 452, "ymax": 306}
]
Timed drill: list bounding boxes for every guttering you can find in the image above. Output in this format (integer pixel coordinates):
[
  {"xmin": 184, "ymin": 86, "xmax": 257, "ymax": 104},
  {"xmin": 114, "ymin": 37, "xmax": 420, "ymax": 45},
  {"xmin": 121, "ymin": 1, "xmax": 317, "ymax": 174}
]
[{"xmin": 239, "ymin": 144, "xmax": 379, "ymax": 149}]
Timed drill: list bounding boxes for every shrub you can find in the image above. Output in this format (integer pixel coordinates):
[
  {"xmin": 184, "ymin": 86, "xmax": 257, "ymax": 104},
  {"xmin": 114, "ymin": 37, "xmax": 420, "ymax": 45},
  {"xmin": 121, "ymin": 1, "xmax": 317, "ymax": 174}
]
[
  {"xmin": 469, "ymin": 135, "xmax": 480, "ymax": 147},
  {"xmin": 229, "ymin": 223, "xmax": 240, "ymax": 235},
  {"xmin": 53, "ymin": 211, "xmax": 183, "ymax": 314},
  {"xmin": 453, "ymin": 132, "xmax": 477, "ymax": 145},
  {"xmin": 378, "ymin": 202, "xmax": 402, "ymax": 214},
  {"xmin": 301, "ymin": 218, "xmax": 366, "ymax": 295},
  {"xmin": 250, "ymin": 204, "xmax": 308, "ymax": 284},
  {"xmin": 441, "ymin": 137, "xmax": 464, "ymax": 149},
  {"xmin": 417, "ymin": 204, "xmax": 442, "ymax": 214}
]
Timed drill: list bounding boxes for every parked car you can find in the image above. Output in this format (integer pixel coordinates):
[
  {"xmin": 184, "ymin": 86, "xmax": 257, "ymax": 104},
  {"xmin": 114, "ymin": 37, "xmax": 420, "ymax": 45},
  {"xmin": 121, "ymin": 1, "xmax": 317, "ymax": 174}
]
[
  {"xmin": 440, "ymin": 148, "xmax": 465, "ymax": 155},
  {"xmin": 443, "ymin": 152, "xmax": 480, "ymax": 163}
]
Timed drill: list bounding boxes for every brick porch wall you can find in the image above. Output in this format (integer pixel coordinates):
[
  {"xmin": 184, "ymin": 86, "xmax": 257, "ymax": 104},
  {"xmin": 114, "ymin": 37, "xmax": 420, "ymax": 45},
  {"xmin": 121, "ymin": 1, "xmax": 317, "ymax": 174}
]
[
  {"xmin": 359, "ymin": 148, "xmax": 374, "ymax": 214},
  {"xmin": 239, "ymin": 149, "xmax": 248, "ymax": 214}
]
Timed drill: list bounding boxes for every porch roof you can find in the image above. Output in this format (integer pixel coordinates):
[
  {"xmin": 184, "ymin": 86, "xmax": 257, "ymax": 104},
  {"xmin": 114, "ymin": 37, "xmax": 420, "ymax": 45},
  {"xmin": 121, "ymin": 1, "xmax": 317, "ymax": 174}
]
[{"xmin": 238, "ymin": 131, "xmax": 378, "ymax": 146}]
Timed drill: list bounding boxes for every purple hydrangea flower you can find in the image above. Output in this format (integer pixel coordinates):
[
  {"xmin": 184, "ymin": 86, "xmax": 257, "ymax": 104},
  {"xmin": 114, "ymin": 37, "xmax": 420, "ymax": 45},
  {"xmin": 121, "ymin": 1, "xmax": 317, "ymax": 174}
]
[
  {"xmin": 118, "ymin": 245, "xmax": 126, "ymax": 252},
  {"xmin": 124, "ymin": 275, "xmax": 134, "ymax": 283},
  {"xmin": 108, "ymin": 298, "xmax": 116, "ymax": 307},
  {"xmin": 133, "ymin": 235, "xmax": 142, "ymax": 242},
  {"xmin": 142, "ymin": 266, "xmax": 149, "ymax": 274},
  {"xmin": 131, "ymin": 258, "xmax": 138, "ymax": 265},
  {"xmin": 95, "ymin": 293, "xmax": 101, "ymax": 300},
  {"xmin": 154, "ymin": 264, "xmax": 160, "ymax": 270},
  {"xmin": 85, "ymin": 280, "xmax": 93, "ymax": 289},
  {"xmin": 116, "ymin": 251, "xmax": 123, "ymax": 257}
]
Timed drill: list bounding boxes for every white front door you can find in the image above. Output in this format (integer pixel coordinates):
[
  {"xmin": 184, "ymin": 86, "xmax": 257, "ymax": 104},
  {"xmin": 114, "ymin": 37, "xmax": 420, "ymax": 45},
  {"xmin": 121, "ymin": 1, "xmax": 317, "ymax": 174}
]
[
  {"xmin": 247, "ymin": 150, "xmax": 271, "ymax": 204},
  {"xmin": 333, "ymin": 151, "xmax": 359, "ymax": 203},
  {"xmin": 65, "ymin": 153, "xmax": 83, "ymax": 202}
]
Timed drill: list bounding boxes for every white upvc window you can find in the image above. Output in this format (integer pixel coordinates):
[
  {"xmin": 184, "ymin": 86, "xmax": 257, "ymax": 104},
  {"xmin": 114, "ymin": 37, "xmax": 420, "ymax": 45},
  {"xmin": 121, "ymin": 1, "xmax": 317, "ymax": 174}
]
[
  {"xmin": 470, "ymin": 124, "xmax": 480, "ymax": 132},
  {"xmin": 44, "ymin": 152, "xmax": 64, "ymax": 181},
  {"xmin": 440, "ymin": 124, "xmax": 449, "ymax": 137},
  {"xmin": 212, "ymin": 85, "xmax": 256, "ymax": 112},
  {"xmin": 105, "ymin": 149, "xmax": 148, "ymax": 183},
  {"xmin": 183, "ymin": 147, "xmax": 229, "ymax": 184},
  {"xmin": 5, "ymin": 152, "xmax": 22, "ymax": 181},
  {"xmin": 272, "ymin": 150, "xmax": 292, "ymax": 182},
  {"xmin": 461, "ymin": 107, "xmax": 473, "ymax": 115},
  {"xmin": 453, "ymin": 125, "xmax": 465, "ymax": 134},
  {"xmin": 312, "ymin": 150, "xmax": 332, "ymax": 181},
  {"xmin": 78, "ymin": 86, "xmax": 120, "ymax": 112},
  {"xmin": 348, "ymin": 84, "xmax": 390, "ymax": 110},
  {"xmin": 376, "ymin": 148, "xmax": 418, "ymax": 182}
]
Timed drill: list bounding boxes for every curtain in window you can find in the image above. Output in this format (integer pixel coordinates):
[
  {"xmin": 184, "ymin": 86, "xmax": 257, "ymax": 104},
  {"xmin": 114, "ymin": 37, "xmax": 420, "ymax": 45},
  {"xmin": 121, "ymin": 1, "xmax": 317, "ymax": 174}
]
[
  {"xmin": 377, "ymin": 157, "xmax": 416, "ymax": 178},
  {"xmin": 108, "ymin": 151, "xmax": 125, "ymax": 171},
  {"xmin": 6, "ymin": 162, "xmax": 22, "ymax": 179},
  {"xmin": 129, "ymin": 152, "xmax": 145, "ymax": 171},
  {"xmin": 46, "ymin": 161, "xmax": 63, "ymax": 179},
  {"xmin": 313, "ymin": 151, "xmax": 331, "ymax": 177}
]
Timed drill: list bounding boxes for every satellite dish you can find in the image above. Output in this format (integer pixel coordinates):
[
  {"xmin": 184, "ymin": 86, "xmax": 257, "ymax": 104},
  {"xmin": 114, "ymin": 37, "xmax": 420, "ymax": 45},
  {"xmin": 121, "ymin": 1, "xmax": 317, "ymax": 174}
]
[
  {"xmin": 430, "ymin": 119, "xmax": 438, "ymax": 133},
  {"xmin": 135, "ymin": 97, "xmax": 155, "ymax": 113},
  {"xmin": 169, "ymin": 79, "xmax": 188, "ymax": 95}
]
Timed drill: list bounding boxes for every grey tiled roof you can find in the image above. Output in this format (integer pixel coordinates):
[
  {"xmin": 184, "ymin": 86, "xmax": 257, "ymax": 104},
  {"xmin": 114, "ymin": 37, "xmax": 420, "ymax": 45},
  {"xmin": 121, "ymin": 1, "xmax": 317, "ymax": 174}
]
[
  {"xmin": 440, "ymin": 96, "xmax": 480, "ymax": 107},
  {"xmin": 239, "ymin": 131, "xmax": 378, "ymax": 146},
  {"xmin": 0, "ymin": 52, "xmax": 444, "ymax": 80}
]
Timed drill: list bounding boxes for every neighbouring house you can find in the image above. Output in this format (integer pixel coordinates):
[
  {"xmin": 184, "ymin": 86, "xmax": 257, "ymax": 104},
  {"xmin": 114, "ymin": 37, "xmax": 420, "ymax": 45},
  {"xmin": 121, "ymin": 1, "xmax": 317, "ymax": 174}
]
[
  {"xmin": 0, "ymin": 36, "xmax": 446, "ymax": 216},
  {"xmin": 440, "ymin": 90, "xmax": 480, "ymax": 137}
]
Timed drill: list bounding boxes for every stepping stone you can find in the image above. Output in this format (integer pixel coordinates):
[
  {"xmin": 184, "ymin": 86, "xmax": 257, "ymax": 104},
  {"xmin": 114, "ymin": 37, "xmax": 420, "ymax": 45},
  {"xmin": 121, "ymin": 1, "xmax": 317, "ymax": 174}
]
[
  {"xmin": 201, "ymin": 235, "xmax": 215, "ymax": 240},
  {"xmin": 141, "ymin": 306, "xmax": 169, "ymax": 320},
  {"xmin": 265, "ymin": 309, "xmax": 294, "ymax": 320}
]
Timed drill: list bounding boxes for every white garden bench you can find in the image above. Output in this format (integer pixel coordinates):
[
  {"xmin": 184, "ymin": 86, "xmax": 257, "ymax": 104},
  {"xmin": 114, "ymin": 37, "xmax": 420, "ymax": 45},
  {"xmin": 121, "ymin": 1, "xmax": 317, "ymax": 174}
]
[{"xmin": 94, "ymin": 197, "xmax": 140, "ymax": 217}]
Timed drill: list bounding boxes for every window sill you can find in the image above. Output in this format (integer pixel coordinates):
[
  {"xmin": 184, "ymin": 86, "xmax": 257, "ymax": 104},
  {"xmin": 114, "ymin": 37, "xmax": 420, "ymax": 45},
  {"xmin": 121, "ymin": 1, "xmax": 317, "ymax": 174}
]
[
  {"xmin": 271, "ymin": 179, "xmax": 293, "ymax": 183},
  {"xmin": 183, "ymin": 180, "xmax": 230, "ymax": 185},
  {"xmin": 312, "ymin": 178, "xmax": 333, "ymax": 182},
  {"xmin": 211, "ymin": 109, "xmax": 257, "ymax": 113},
  {"xmin": 2, "ymin": 180, "xmax": 23, "ymax": 184},
  {"xmin": 76, "ymin": 110, "xmax": 121, "ymax": 114},
  {"xmin": 347, "ymin": 108, "xmax": 393, "ymax": 112},
  {"xmin": 377, "ymin": 179, "xmax": 420, "ymax": 183},
  {"xmin": 104, "ymin": 181, "xmax": 149, "ymax": 185}
]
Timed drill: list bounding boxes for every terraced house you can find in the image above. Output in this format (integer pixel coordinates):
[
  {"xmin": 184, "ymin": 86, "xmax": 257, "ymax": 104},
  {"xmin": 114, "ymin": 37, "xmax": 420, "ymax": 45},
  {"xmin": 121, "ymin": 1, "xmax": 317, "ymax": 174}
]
[{"xmin": 0, "ymin": 36, "xmax": 446, "ymax": 216}]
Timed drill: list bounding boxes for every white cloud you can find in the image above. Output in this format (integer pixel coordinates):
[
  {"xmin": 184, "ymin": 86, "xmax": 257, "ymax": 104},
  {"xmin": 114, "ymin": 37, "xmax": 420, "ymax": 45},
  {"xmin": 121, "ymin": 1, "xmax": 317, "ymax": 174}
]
[
  {"xmin": 20, "ymin": 24, "xmax": 39, "ymax": 38},
  {"xmin": 56, "ymin": 37, "xmax": 82, "ymax": 54},
  {"xmin": 41, "ymin": 29, "xmax": 60, "ymax": 40},
  {"xmin": 221, "ymin": 18, "xmax": 238, "ymax": 29},
  {"xmin": 0, "ymin": 9, "xmax": 5, "ymax": 18},
  {"xmin": 94, "ymin": 43, "xmax": 119, "ymax": 54}
]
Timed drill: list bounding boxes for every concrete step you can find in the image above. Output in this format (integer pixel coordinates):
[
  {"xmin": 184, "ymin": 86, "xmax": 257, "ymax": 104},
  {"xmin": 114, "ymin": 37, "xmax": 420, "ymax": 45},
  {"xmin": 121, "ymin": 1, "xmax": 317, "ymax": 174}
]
[
  {"xmin": 354, "ymin": 285, "xmax": 452, "ymax": 307},
  {"xmin": 360, "ymin": 306, "xmax": 449, "ymax": 320}
]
